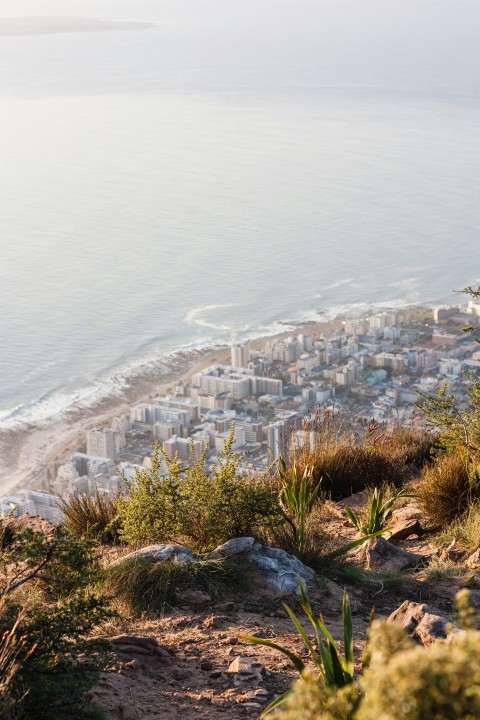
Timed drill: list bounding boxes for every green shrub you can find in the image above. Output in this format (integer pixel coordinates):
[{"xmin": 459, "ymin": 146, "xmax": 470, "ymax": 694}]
[
  {"xmin": 418, "ymin": 452, "xmax": 480, "ymax": 527},
  {"xmin": 273, "ymin": 589, "xmax": 480, "ymax": 720},
  {"xmin": 0, "ymin": 525, "xmax": 113, "ymax": 719},
  {"xmin": 104, "ymin": 555, "xmax": 249, "ymax": 615},
  {"xmin": 59, "ymin": 491, "xmax": 122, "ymax": 544},
  {"xmin": 117, "ymin": 428, "xmax": 282, "ymax": 551},
  {"xmin": 358, "ymin": 623, "xmax": 480, "ymax": 720},
  {"xmin": 444, "ymin": 500, "xmax": 480, "ymax": 549}
]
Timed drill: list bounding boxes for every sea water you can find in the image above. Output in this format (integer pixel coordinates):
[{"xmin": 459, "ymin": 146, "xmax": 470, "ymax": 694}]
[{"xmin": 1, "ymin": 0, "xmax": 480, "ymax": 430}]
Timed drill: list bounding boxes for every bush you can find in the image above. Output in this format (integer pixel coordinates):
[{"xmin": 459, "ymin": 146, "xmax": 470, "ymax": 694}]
[
  {"xmin": 104, "ymin": 555, "xmax": 249, "ymax": 615},
  {"xmin": 59, "ymin": 491, "xmax": 122, "ymax": 544},
  {"xmin": 418, "ymin": 452, "xmax": 480, "ymax": 527},
  {"xmin": 294, "ymin": 416, "xmax": 431, "ymax": 500},
  {"xmin": 117, "ymin": 428, "xmax": 282, "ymax": 552},
  {"xmin": 275, "ymin": 590, "xmax": 480, "ymax": 720},
  {"xmin": 443, "ymin": 500, "xmax": 480, "ymax": 549},
  {"xmin": 0, "ymin": 524, "xmax": 113, "ymax": 719},
  {"xmin": 357, "ymin": 623, "xmax": 480, "ymax": 720}
]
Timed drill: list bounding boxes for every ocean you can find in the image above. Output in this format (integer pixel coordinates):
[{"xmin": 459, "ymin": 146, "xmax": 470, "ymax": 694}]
[{"xmin": 1, "ymin": 0, "xmax": 480, "ymax": 432}]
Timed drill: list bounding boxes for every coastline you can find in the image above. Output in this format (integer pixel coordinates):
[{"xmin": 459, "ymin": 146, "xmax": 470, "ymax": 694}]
[{"xmin": 0, "ymin": 304, "xmax": 430, "ymax": 497}]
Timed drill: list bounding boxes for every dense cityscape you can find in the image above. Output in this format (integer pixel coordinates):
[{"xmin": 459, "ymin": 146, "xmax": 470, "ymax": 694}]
[{"xmin": 3, "ymin": 299, "xmax": 480, "ymax": 524}]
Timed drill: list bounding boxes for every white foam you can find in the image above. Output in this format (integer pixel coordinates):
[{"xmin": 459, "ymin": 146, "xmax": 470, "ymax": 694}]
[
  {"xmin": 323, "ymin": 278, "xmax": 354, "ymax": 291},
  {"xmin": 184, "ymin": 303, "xmax": 236, "ymax": 331}
]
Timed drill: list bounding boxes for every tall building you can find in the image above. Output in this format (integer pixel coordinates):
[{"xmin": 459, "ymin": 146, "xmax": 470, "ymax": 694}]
[
  {"xmin": 86, "ymin": 428, "xmax": 118, "ymax": 461},
  {"xmin": 231, "ymin": 343, "xmax": 251, "ymax": 368},
  {"xmin": 267, "ymin": 421, "xmax": 286, "ymax": 461}
]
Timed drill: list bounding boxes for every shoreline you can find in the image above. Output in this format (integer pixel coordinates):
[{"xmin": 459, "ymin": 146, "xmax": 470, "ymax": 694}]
[{"xmin": 0, "ymin": 304, "xmax": 432, "ymax": 496}]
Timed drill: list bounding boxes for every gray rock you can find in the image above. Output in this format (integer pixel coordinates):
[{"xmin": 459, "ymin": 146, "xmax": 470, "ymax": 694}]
[
  {"xmin": 228, "ymin": 656, "xmax": 265, "ymax": 687},
  {"xmin": 388, "ymin": 600, "xmax": 449, "ymax": 646},
  {"xmin": 388, "ymin": 600, "xmax": 431, "ymax": 634},
  {"xmin": 358, "ymin": 536, "xmax": 423, "ymax": 572},
  {"xmin": 209, "ymin": 537, "xmax": 256, "ymax": 558},
  {"xmin": 415, "ymin": 613, "xmax": 448, "ymax": 646},
  {"xmin": 466, "ymin": 547, "xmax": 480, "ymax": 569},
  {"xmin": 209, "ymin": 537, "xmax": 315, "ymax": 596},
  {"xmin": 247, "ymin": 543, "xmax": 315, "ymax": 595},
  {"xmin": 112, "ymin": 544, "xmax": 197, "ymax": 566}
]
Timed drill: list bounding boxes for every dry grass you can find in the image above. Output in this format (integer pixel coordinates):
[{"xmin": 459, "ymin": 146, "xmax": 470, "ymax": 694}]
[
  {"xmin": 441, "ymin": 500, "xmax": 480, "ymax": 550},
  {"xmin": 292, "ymin": 415, "xmax": 433, "ymax": 501},
  {"xmin": 104, "ymin": 556, "xmax": 250, "ymax": 616},
  {"xmin": 418, "ymin": 453, "xmax": 480, "ymax": 528},
  {"xmin": 59, "ymin": 492, "xmax": 122, "ymax": 544}
]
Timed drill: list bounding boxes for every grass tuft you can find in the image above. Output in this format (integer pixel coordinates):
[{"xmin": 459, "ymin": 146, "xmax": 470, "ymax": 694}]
[
  {"xmin": 104, "ymin": 555, "xmax": 249, "ymax": 615},
  {"xmin": 59, "ymin": 492, "xmax": 122, "ymax": 544}
]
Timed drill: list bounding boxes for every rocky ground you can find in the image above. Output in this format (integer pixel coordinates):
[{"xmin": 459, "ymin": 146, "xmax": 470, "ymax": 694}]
[{"xmin": 86, "ymin": 494, "xmax": 480, "ymax": 720}]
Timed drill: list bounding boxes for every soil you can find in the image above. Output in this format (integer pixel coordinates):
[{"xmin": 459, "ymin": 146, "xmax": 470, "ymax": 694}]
[{"xmin": 86, "ymin": 497, "xmax": 480, "ymax": 720}]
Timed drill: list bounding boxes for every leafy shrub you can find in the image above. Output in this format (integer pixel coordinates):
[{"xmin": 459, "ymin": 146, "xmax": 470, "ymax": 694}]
[
  {"xmin": 0, "ymin": 525, "xmax": 113, "ymax": 719},
  {"xmin": 117, "ymin": 428, "xmax": 282, "ymax": 552},
  {"xmin": 59, "ymin": 491, "xmax": 122, "ymax": 544},
  {"xmin": 357, "ymin": 623, "xmax": 480, "ymax": 720},
  {"xmin": 105, "ymin": 555, "xmax": 248, "ymax": 615},
  {"xmin": 418, "ymin": 452, "xmax": 480, "ymax": 527}
]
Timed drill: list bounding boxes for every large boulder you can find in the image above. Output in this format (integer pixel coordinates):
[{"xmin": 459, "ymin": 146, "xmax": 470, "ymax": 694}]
[
  {"xmin": 388, "ymin": 600, "xmax": 449, "ymax": 645},
  {"xmin": 111, "ymin": 544, "xmax": 197, "ymax": 566},
  {"xmin": 209, "ymin": 538, "xmax": 315, "ymax": 596},
  {"xmin": 386, "ymin": 518, "xmax": 423, "ymax": 543},
  {"xmin": 357, "ymin": 536, "xmax": 423, "ymax": 572}
]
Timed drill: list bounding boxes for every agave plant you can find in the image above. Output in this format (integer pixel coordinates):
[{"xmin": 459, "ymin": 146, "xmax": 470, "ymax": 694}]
[
  {"xmin": 277, "ymin": 456, "xmax": 321, "ymax": 557},
  {"xmin": 344, "ymin": 487, "xmax": 408, "ymax": 536},
  {"xmin": 242, "ymin": 581, "xmax": 356, "ymax": 716}
]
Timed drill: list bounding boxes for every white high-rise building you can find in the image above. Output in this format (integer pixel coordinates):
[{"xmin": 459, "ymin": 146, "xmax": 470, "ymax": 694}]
[
  {"xmin": 231, "ymin": 343, "xmax": 251, "ymax": 368},
  {"xmin": 86, "ymin": 428, "xmax": 118, "ymax": 461},
  {"xmin": 267, "ymin": 421, "xmax": 286, "ymax": 460}
]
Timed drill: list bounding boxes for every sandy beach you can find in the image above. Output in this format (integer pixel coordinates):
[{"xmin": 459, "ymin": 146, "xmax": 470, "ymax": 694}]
[{"xmin": 0, "ymin": 307, "xmax": 423, "ymax": 497}]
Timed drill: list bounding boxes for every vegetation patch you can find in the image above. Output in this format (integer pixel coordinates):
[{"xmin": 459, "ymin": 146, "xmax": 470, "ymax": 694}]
[{"xmin": 104, "ymin": 555, "xmax": 250, "ymax": 615}]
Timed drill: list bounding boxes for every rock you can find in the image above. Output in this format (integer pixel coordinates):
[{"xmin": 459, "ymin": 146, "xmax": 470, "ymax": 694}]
[
  {"xmin": 110, "ymin": 634, "xmax": 173, "ymax": 664},
  {"xmin": 175, "ymin": 589, "xmax": 212, "ymax": 606},
  {"xmin": 247, "ymin": 544, "xmax": 315, "ymax": 595},
  {"xmin": 227, "ymin": 636, "xmax": 238, "ymax": 645},
  {"xmin": 466, "ymin": 547, "xmax": 480, "ymax": 569},
  {"xmin": 391, "ymin": 505, "xmax": 423, "ymax": 524},
  {"xmin": 227, "ymin": 656, "xmax": 266, "ymax": 686},
  {"xmin": 387, "ymin": 518, "xmax": 423, "ymax": 543},
  {"xmin": 415, "ymin": 613, "xmax": 448, "ymax": 646},
  {"xmin": 388, "ymin": 600, "xmax": 449, "ymax": 646},
  {"xmin": 210, "ymin": 537, "xmax": 256, "ymax": 558},
  {"xmin": 215, "ymin": 601, "xmax": 237, "ymax": 613},
  {"xmin": 111, "ymin": 544, "xmax": 197, "ymax": 566},
  {"xmin": 200, "ymin": 660, "xmax": 214, "ymax": 671},
  {"xmin": 388, "ymin": 600, "xmax": 431, "ymax": 634},
  {"xmin": 440, "ymin": 548, "xmax": 467, "ymax": 563},
  {"xmin": 358, "ymin": 536, "xmax": 423, "ymax": 572},
  {"xmin": 209, "ymin": 537, "xmax": 315, "ymax": 596}
]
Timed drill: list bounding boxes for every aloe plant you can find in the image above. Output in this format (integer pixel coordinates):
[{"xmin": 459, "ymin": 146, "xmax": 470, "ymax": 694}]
[
  {"xmin": 242, "ymin": 580, "xmax": 356, "ymax": 716},
  {"xmin": 344, "ymin": 487, "xmax": 407, "ymax": 536},
  {"xmin": 278, "ymin": 456, "xmax": 321, "ymax": 557}
]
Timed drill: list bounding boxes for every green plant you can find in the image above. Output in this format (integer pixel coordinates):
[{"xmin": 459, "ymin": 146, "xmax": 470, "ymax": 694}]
[
  {"xmin": 274, "ymin": 589, "xmax": 480, "ymax": 720},
  {"xmin": 278, "ymin": 456, "xmax": 322, "ymax": 557},
  {"xmin": 104, "ymin": 555, "xmax": 249, "ymax": 615},
  {"xmin": 243, "ymin": 581, "xmax": 357, "ymax": 716},
  {"xmin": 117, "ymin": 427, "xmax": 282, "ymax": 551},
  {"xmin": 59, "ymin": 491, "xmax": 122, "ymax": 544},
  {"xmin": 0, "ymin": 525, "xmax": 113, "ymax": 719},
  {"xmin": 344, "ymin": 487, "xmax": 406, "ymax": 535}
]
